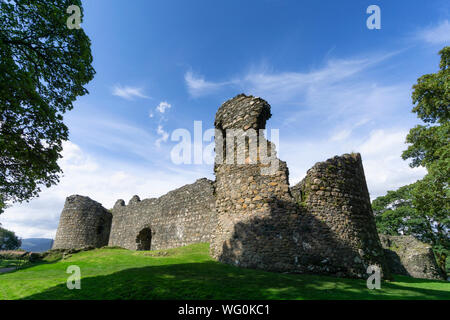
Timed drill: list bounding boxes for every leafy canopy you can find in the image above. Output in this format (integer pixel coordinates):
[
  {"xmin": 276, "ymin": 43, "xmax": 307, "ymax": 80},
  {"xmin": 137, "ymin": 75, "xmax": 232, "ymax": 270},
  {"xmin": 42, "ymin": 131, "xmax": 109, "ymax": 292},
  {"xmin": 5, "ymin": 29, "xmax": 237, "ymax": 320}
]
[
  {"xmin": 0, "ymin": 225, "xmax": 21, "ymax": 250},
  {"xmin": 374, "ymin": 47, "xmax": 449, "ymax": 272},
  {"xmin": 0, "ymin": 0, "xmax": 95, "ymax": 214},
  {"xmin": 403, "ymin": 47, "xmax": 449, "ymax": 248},
  {"xmin": 402, "ymin": 46, "xmax": 449, "ymax": 169}
]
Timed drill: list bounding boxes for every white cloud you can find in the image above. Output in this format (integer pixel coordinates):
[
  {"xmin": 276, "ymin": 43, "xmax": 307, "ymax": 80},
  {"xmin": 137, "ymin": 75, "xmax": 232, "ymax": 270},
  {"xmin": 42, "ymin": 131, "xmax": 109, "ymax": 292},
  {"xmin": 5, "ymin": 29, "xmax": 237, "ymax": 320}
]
[
  {"xmin": 184, "ymin": 71, "xmax": 231, "ymax": 97},
  {"xmin": 185, "ymin": 52, "xmax": 410, "ymax": 134},
  {"xmin": 112, "ymin": 85, "xmax": 150, "ymax": 100},
  {"xmin": 156, "ymin": 101, "xmax": 172, "ymax": 114},
  {"xmin": 184, "ymin": 50, "xmax": 424, "ymax": 199},
  {"xmin": 0, "ymin": 141, "xmax": 207, "ymax": 239},
  {"xmin": 417, "ymin": 20, "xmax": 450, "ymax": 45},
  {"xmin": 185, "ymin": 51, "xmax": 400, "ymax": 107},
  {"xmin": 281, "ymin": 129, "xmax": 426, "ymax": 201},
  {"xmin": 69, "ymin": 116, "xmax": 166, "ymax": 162},
  {"xmin": 3, "ymin": 49, "xmax": 427, "ymax": 240},
  {"xmin": 330, "ymin": 129, "xmax": 352, "ymax": 142},
  {"xmin": 359, "ymin": 130, "xmax": 427, "ymax": 198},
  {"xmin": 155, "ymin": 125, "xmax": 169, "ymax": 147}
]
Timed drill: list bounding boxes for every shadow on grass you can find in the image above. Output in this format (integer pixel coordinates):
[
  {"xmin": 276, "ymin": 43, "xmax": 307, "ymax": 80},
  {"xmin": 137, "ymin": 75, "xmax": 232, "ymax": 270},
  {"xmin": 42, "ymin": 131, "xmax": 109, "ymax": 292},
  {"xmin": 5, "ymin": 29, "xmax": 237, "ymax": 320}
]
[
  {"xmin": 391, "ymin": 274, "xmax": 450, "ymax": 284},
  {"xmin": 22, "ymin": 261, "xmax": 450, "ymax": 300}
]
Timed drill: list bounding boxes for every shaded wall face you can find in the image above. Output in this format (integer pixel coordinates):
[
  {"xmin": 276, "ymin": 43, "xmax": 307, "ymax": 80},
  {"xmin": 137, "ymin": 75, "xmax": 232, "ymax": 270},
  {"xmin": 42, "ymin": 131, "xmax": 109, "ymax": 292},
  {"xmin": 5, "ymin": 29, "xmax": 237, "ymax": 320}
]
[
  {"xmin": 53, "ymin": 196, "xmax": 112, "ymax": 249},
  {"xmin": 210, "ymin": 94, "xmax": 300, "ymax": 270},
  {"xmin": 211, "ymin": 161, "xmax": 299, "ymax": 271},
  {"xmin": 298, "ymin": 153, "xmax": 390, "ymax": 277},
  {"xmin": 108, "ymin": 179, "xmax": 217, "ymax": 250},
  {"xmin": 380, "ymin": 235, "xmax": 445, "ymax": 280},
  {"xmin": 210, "ymin": 94, "xmax": 390, "ymax": 278}
]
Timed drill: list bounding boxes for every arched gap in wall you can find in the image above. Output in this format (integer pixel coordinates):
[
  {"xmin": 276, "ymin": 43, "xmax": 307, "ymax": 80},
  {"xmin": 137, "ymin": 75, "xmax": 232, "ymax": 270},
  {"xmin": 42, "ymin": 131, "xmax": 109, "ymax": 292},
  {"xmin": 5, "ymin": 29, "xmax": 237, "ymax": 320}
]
[{"xmin": 136, "ymin": 227, "xmax": 152, "ymax": 251}]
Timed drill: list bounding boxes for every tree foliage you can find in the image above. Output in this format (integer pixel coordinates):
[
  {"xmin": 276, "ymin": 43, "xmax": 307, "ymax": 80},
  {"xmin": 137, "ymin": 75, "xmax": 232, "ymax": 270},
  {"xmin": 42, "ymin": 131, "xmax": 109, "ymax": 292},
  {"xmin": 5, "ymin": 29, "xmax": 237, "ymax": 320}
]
[
  {"xmin": 404, "ymin": 46, "xmax": 449, "ymax": 251},
  {"xmin": 373, "ymin": 184, "xmax": 420, "ymax": 236},
  {"xmin": 0, "ymin": 0, "xmax": 95, "ymax": 214},
  {"xmin": 374, "ymin": 47, "xmax": 449, "ymax": 273},
  {"xmin": 402, "ymin": 46, "xmax": 449, "ymax": 169},
  {"xmin": 373, "ymin": 182, "xmax": 448, "ymax": 246},
  {"xmin": 0, "ymin": 225, "xmax": 21, "ymax": 250}
]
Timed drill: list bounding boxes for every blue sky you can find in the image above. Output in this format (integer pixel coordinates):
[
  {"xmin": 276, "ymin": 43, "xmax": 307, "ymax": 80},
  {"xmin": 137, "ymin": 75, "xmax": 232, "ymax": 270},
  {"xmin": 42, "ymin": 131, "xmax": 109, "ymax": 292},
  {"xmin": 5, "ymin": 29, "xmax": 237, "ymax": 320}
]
[{"xmin": 1, "ymin": 0, "xmax": 449, "ymax": 238}]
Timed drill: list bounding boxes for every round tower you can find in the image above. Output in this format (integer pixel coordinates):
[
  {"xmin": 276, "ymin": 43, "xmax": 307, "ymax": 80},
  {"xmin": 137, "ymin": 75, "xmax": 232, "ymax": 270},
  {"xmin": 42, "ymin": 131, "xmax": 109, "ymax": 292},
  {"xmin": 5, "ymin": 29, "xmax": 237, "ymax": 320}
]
[
  {"xmin": 210, "ymin": 94, "xmax": 298, "ymax": 271},
  {"xmin": 53, "ymin": 195, "xmax": 112, "ymax": 249},
  {"xmin": 299, "ymin": 153, "xmax": 390, "ymax": 277}
]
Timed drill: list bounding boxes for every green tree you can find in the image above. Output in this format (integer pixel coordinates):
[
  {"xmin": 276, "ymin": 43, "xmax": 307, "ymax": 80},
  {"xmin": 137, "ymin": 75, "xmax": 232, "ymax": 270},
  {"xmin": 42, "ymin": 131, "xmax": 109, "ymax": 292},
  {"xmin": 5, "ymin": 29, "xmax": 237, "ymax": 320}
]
[
  {"xmin": 402, "ymin": 46, "xmax": 449, "ymax": 168},
  {"xmin": 0, "ymin": 0, "xmax": 95, "ymax": 214},
  {"xmin": 0, "ymin": 225, "xmax": 21, "ymax": 250},
  {"xmin": 404, "ymin": 47, "xmax": 449, "ymax": 262},
  {"xmin": 373, "ymin": 182, "xmax": 447, "ymax": 246},
  {"xmin": 374, "ymin": 47, "xmax": 449, "ymax": 273},
  {"xmin": 373, "ymin": 184, "xmax": 421, "ymax": 236}
]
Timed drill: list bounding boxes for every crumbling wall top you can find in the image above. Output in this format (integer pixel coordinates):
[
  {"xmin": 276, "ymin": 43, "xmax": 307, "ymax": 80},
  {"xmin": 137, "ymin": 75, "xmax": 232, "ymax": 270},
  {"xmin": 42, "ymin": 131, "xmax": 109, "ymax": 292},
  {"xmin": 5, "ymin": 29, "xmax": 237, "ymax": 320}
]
[{"xmin": 215, "ymin": 94, "xmax": 271, "ymax": 131}]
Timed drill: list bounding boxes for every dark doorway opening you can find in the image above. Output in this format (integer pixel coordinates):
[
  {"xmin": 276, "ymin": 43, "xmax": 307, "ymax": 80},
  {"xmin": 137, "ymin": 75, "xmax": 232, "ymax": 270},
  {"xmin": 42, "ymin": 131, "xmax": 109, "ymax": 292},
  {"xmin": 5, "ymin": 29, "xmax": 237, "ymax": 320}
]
[{"xmin": 136, "ymin": 228, "xmax": 152, "ymax": 251}]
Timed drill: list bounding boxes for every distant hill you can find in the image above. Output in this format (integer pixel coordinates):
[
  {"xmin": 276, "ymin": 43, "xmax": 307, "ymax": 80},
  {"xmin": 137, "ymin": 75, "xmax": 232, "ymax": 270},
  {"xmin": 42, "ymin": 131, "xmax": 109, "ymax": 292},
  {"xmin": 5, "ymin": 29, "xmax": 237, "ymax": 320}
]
[{"xmin": 20, "ymin": 238, "xmax": 54, "ymax": 252}]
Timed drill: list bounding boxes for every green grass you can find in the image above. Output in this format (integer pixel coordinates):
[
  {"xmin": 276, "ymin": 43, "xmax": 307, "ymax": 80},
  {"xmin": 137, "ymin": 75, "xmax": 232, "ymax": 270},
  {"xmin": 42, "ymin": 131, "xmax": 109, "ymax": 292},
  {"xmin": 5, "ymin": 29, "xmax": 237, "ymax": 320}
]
[
  {"xmin": 0, "ymin": 259, "xmax": 31, "ymax": 269},
  {"xmin": 0, "ymin": 243, "xmax": 449, "ymax": 300}
]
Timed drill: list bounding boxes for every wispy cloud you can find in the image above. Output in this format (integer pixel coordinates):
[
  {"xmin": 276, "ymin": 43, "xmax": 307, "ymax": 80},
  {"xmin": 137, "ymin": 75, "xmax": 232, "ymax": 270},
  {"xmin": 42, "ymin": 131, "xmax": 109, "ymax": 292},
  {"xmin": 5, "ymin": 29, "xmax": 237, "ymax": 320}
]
[
  {"xmin": 156, "ymin": 101, "xmax": 172, "ymax": 114},
  {"xmin": 417, "ymin": 20, "xmax": 450, "ymax": 45},
  {"xmin": 184, "ymin": 51, "xmax": 399, "ymax": 102},
  {"xmin": 155, "ymin": 125, "xmax": 169, "ymax": 148},
  {"xmin": 281, "ymin": 129, "xmax": 426, "ymax": 200},
  {"xmin": 184, "ymin": 71, "xmax": 232, "ymax": 97},
  {"xmin": 185, "ymin": 50, "xmax": 424, "ymax": 199},
  {"xmin": 69, "ymin": 115, "xmax": 162, "ymax": 162},
  {"xmin": 112, "ymin": 85, "xmax": 150, "ymax": 100},
  {"xmin": 184, "ymin": 52, "xmax": 407, "ymax": 136},
  {"xmin": 150, "ymin": 102, "xmax": 172, "ymax": 147},
  {"xmin": 0, "ymin": 141, "xmax": 208, "ymax": 238}
]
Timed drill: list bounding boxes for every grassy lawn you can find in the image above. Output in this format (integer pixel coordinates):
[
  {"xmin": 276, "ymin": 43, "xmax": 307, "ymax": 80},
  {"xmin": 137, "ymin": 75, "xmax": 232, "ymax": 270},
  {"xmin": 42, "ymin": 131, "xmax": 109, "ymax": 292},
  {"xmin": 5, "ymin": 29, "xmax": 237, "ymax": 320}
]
[
  {"xmin": 0, "ymin": 243, "xmax": 448, "ymax": 300},
  {"xmin": 0, "ymin": 259, "xmax": 31, "ymax": 269}
]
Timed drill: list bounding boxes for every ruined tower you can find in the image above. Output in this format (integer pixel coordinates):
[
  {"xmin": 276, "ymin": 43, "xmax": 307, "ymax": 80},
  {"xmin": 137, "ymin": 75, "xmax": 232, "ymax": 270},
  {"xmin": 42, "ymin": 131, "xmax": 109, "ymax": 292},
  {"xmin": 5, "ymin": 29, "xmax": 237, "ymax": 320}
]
[
  {"xmin": 52, "ymin": 93, "xmax": 392, "ymax": 279},
  {"xmin": 210, "ymin": 94, "xmax": 301, "ymax": 271},
  {"xmin": 53, "ymin": 195, "xmax": 112, "ymax": 249},
  {"xmin": 210, "ymin": 94, "xmax": 390, "ymax": 278},
  {"xmin": 291, "ymin": 153, "xmax": 390, "ymax": 277}
]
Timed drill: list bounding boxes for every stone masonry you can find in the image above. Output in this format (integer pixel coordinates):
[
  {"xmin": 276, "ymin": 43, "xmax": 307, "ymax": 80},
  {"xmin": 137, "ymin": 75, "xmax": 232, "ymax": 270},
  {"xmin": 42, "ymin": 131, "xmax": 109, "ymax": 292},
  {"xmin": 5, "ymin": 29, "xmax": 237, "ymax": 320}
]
[
  {"xmin": 108, "ymin": 178, "xmax": 216, "ymax": 250},
  {"xmin": 291, "ymin": 153, "xmax": 390, "ymax": 277},
  {"xmin": 53, "ymin": 195, "xmax": 112, "ymax": 249},
  {"xmin": 53, "ymin": 93, "xmax": 442, "ymax": 280},
  {"xmin": 210, "ymin": 94, "xmax": 390, "ymax": 278},
  {"xmin": 210, "ymin": 95, "xmax": 299, "ymax": 271},
  {"xmin": 380, "ymin": 234, "xmax": 445, "ymax": 280}
]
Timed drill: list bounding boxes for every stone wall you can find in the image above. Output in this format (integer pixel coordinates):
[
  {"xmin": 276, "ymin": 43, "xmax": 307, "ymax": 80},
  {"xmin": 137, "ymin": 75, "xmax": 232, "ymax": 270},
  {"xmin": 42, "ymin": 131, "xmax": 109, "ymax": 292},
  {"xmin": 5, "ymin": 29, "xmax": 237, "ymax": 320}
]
[
  {"xmin": 210, "ymin": 94, "xmax": 390, "ymax": 279},
  {"xmin": 380, "ymin": 234, "xmax": 445, "ymax": 280},
  {"xmin": 53, "ymin": 195, "xmax": 112, "ymax": 249},
  {"xmin": 108, "ymin": 178, "xmax": 216, "ymax": 250},
  {"xmin": 52, "ymin": 93, "xmax": 432, "ymax": 280},
  {"xmin": 210, "ymin": 94, "xmax": 299, "ymax": 271},
  {"xmin": 293, "ymin": 154, "xmax": 390, "ymax": 278}
]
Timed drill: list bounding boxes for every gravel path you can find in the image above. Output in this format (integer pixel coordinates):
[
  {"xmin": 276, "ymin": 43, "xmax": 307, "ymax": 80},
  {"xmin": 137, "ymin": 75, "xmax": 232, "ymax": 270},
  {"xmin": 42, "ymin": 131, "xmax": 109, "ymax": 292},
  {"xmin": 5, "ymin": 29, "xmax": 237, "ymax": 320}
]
[{"xmin": 0, "ymin": 267, "xmax": 16, "ymax": 274}]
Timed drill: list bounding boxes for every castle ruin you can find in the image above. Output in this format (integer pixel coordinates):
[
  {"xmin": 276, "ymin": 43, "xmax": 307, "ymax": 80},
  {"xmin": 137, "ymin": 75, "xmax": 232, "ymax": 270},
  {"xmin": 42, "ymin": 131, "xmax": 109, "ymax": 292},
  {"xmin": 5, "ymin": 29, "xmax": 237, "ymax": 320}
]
[{"xmin": 54, "ymin": 94, "xmax": 397, "ymax": 279}]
